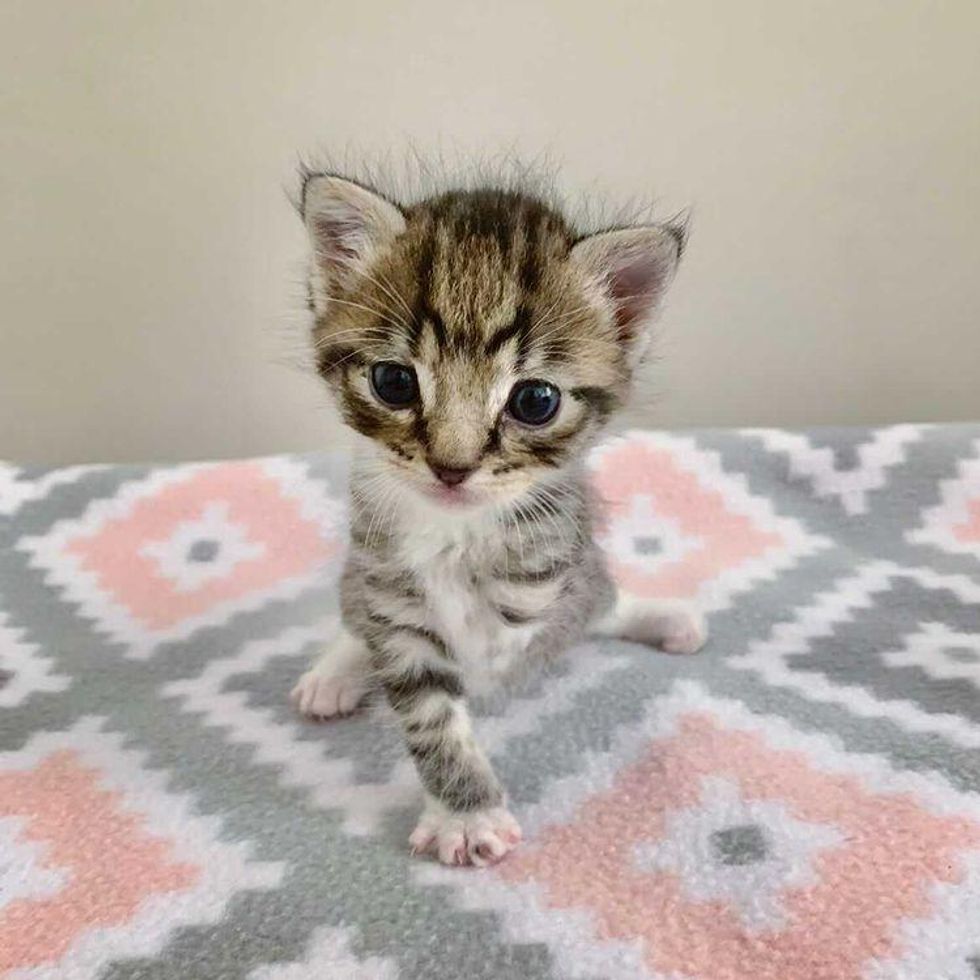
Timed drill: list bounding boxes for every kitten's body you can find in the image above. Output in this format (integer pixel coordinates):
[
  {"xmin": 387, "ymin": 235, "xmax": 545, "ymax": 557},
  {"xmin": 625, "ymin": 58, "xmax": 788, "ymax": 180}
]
[
  {"xmin": 345, "ymin": 457, "xmax": 610, "ymax": 693},
  {"xmin": 290, "ymin": 172, "xmax": 705, "ymax": 865}
]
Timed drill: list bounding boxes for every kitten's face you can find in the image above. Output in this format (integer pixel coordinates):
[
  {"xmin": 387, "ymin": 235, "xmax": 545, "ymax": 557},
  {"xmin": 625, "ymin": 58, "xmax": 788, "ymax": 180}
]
[{"xmin": 303, "ymin": 178, "xmax": 681, "ymax": 513}]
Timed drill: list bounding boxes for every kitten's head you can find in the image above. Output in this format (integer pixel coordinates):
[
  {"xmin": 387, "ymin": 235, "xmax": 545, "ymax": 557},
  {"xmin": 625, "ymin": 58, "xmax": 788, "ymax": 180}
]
[{"xmin": 301, "ymin": 173, "xmax": 683, "ymax": 513}]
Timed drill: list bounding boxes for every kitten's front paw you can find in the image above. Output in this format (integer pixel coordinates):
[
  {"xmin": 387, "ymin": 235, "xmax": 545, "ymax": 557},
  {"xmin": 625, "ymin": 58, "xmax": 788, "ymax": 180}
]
[
  {"xmin": 291, "ymin": 629, "xmax": 371, "ymax": 720},
  {"xmin": 291, "ymin": 666, "xmax": 367, "ymax": 720},
  {"xmin": 409, "ymin": 801, "xmax": 522, "ymax": 867}
]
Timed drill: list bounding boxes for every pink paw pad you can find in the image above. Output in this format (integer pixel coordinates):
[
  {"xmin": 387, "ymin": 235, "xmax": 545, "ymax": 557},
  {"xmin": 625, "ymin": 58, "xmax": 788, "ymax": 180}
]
[{"xmin": 410, "ymin": 806, "xmax": 522, "ymax": 868}]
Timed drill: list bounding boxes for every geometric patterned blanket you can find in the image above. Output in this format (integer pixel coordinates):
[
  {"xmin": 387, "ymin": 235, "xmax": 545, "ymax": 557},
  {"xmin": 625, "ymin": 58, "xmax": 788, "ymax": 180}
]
[{"xmin": 2, "ymin": 424, "xmax": 979, "ymax": 980}]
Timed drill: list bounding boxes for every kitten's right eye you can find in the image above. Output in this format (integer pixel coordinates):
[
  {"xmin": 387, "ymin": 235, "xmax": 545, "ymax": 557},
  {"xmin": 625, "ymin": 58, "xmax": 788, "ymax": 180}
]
[{"xmin": 370, "ymin": 362, "xmax": 418, "ymax": 408}]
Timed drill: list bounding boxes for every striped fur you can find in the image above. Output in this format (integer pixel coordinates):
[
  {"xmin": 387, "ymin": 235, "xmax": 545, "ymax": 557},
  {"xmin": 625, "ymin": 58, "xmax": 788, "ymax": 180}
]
[{"xmin": 298, "ymin": 171, "xmax": 682, "ymax": 856}]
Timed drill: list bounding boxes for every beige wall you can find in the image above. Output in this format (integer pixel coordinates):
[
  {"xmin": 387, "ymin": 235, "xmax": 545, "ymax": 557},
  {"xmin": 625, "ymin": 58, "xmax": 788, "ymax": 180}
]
[{"xmin": 2, "ymin": 0, "xmax": 978, "ymax": 465}]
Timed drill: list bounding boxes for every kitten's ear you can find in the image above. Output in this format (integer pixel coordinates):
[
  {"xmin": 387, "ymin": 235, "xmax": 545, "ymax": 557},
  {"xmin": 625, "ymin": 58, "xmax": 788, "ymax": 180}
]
[
  {"xmin": 302, "ymin": 174, "xmax": 406, "ymax": 310},
  {"xmin": 570, "ymin": 224, "xmax": 684, "ymax": 361}
]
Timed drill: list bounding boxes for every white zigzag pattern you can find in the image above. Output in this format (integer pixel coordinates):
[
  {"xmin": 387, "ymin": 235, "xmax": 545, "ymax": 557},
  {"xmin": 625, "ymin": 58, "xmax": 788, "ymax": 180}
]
[
  {"xmin": 742, "ymin": 424, "xmax": 924, "ymax": 515},
  {"xmin": 730, "ymin": 561, "xmax": 980, "ymax": 746},
  {"xmin": 883, "ymin": 622, "xmax": 980, "ymax": 687},
  {"xmin": 164, "ymin": 622, "xmax": 631, "ymax": 837},
  {"xmin": 248, "ymin": 926, "xmax": 398, "ymax": 980},
  {"xmin": 0, "ymin": 611, "xmax": 69, "ymax": 708},
  {"xmin": 908, "ymin": 438, "xmax": 980, "ymax": 560},
  {"xmin": 0, "ymin": 463, "xmax": 106, "ymax": 518}
]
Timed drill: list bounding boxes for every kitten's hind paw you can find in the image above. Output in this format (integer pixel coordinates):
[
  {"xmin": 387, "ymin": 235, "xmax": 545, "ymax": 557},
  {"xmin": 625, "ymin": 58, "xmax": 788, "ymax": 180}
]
[
  {"xmin": 653, "ymin": 605, "xmax": 707, "ymax": 655},
  {"xmin": 410, "ymin": 801, "xmax": 522, "ymax": 868},
  {"xmin": 592, "ymin": 596, "xmax": 707, "ymax": 655}
]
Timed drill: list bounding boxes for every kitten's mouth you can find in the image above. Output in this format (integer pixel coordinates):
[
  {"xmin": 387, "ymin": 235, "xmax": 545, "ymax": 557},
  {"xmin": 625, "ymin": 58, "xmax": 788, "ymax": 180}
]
[{"xmin": 424, "ymin": 483, "xmax": 476, "ymax": 507}]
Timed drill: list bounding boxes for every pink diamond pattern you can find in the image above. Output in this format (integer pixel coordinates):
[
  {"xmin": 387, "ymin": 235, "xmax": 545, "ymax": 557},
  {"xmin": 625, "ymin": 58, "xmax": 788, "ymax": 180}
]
[
  {"xmin": 590, "ymin": 432, "xmax": 827, "ymax": 611},
  {"xmin": 19, "ymin": 458, "xmax": 343, "ymax": 657}
]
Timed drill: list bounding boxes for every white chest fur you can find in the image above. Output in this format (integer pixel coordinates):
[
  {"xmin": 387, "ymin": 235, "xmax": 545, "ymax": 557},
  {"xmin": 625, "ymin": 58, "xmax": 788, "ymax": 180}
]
[{"xmin": 397, "ymin": 515, "xmax": 538, "ymax": 695}]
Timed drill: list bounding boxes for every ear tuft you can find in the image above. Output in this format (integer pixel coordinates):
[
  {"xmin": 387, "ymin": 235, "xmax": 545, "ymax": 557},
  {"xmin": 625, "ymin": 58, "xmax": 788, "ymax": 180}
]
[
  {"xmin": 662, "ymin": 211, "xmax": 691, "ymax": 259},
  {"xmin": 302, "ymin": 175, "xmax": 406, "ymax": 309},
  {"xmin": 570, "ymin": 224, "xmax": 683, "ymax": 358}
]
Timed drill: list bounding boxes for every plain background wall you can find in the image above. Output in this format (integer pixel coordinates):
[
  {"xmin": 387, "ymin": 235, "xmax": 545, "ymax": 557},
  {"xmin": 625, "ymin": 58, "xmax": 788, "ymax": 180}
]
[{"xmin": 2, "ymin": 0, "xmax": 978, "ymax": 465}]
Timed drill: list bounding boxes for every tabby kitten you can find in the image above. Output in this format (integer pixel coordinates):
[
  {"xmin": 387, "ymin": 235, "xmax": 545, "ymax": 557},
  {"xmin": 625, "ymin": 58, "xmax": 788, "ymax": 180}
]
[{"xmin": 291, "ymin": 172, "xmax": 706, "ymax": 866}]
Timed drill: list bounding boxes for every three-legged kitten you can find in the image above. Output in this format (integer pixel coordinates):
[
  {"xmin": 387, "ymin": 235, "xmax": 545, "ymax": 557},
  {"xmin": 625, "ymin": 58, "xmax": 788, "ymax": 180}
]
[{"xmin": 291, "ymin": 173, "xmax": 706, "ymax": 866}]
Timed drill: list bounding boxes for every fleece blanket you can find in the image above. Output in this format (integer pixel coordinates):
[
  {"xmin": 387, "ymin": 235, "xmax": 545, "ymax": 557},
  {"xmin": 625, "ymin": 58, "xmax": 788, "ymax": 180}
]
[{"xmin": 1, "ymin": 425, "xmax": 979, "ymax": 980}]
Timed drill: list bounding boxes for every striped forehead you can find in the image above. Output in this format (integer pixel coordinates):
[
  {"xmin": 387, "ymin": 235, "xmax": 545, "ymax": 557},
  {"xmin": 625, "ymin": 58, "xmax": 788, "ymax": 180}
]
[{"xmin": 404, "ymin": 190, "xmax": 572, "ymax": 348}]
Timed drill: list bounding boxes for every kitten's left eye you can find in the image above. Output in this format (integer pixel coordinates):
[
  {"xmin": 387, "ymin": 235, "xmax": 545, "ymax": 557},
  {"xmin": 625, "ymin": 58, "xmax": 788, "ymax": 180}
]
[
  {"xmin": 370, "ymin": 362, "xmax": 418, "ymax": 408},
  {"xmin": 507, "ymin": 380, "xmax": 561, "ymax": 426}
]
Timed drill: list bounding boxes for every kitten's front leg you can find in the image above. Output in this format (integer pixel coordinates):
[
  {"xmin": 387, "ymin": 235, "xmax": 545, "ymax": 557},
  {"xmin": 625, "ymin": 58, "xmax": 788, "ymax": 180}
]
[{"xmin": 370, "ymin": 625, "xmax": 521, "ymax": 866}]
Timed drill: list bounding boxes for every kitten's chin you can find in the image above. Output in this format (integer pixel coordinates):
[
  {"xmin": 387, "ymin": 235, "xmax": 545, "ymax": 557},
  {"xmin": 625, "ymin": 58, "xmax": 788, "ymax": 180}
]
[{"xmin": 420, "ymin": 483, "xmax": 479, "ymax": 509}]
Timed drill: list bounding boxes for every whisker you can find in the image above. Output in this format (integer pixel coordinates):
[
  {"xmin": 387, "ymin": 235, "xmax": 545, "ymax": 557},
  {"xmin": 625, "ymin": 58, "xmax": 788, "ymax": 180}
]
[
  {"xmin": 326, "ymin": 343, "xmax": 397, "ymax": 371},
  {"xmin": 522, "ymin": 491, "xmax": 576, "ymax": 555},
  {"xmin": 312, "ymin": 328, "xmax": 391, "ymax": 352},
  {"xmin": 326, "ymin": 297, "xmax": 413, "ymax": 335},
  {"xmin": 362, "ymin": 477, "xmax": 402, "ymax": 549},
  {"xmin": 530, "ymin": 295, "xmax": 563, "ymax": 332},
  {"xmin": 530, "ymin": 303, "xmax": 598, "ymax": 351},
  {"xmin": 509, "ymin": 507, "xmax": 527, "ymax": 570},
  {"xmin": 339, "ymin": 262, "xmax": 416, "ymax": 323},
  {"xmin": 373, "ymin": 267, "xmax": 417, "ymax": 322}
]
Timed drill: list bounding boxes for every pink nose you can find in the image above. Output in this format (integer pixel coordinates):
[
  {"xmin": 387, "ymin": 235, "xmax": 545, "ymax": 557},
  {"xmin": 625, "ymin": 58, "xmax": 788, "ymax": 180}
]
[{"xmin": 428, "ymin": 462, "xmax": 473, "ymax": 487}]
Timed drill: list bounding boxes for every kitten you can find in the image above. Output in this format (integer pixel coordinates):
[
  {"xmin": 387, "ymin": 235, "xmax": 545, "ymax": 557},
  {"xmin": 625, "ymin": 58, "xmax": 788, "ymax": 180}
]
[{"xmin": 291, "ymin": 172, "xmax": 706, "ymax": 866}]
